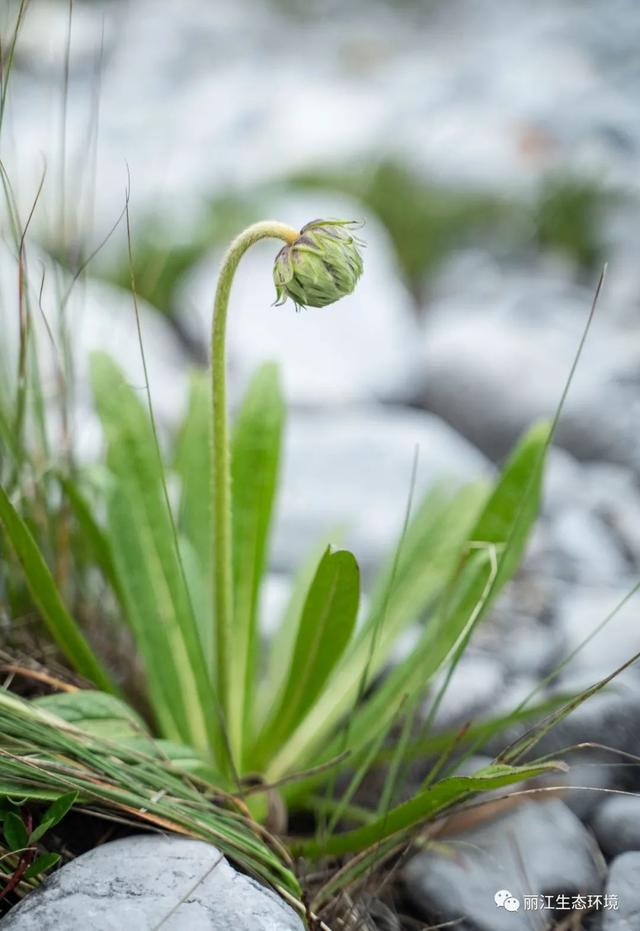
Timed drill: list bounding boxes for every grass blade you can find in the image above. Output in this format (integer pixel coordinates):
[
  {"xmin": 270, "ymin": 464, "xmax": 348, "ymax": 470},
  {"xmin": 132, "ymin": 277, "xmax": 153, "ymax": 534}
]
[
  {"xmin": 0, "ymin": 485, "xmax": 116, "ymax": 693},
  {"xmin": 301, "ymin": 762, "xmax": 562, "ymax": 858},
  {"xmin": 0, "ymin": 689, "xmax": 302, "ymax": 902}
]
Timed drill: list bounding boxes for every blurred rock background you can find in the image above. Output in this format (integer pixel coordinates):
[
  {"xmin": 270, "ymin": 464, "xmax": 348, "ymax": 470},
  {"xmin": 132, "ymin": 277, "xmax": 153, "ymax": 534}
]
[{"xmin": 3, "ymin": 0, "xmax": 640, "ymax": 926}]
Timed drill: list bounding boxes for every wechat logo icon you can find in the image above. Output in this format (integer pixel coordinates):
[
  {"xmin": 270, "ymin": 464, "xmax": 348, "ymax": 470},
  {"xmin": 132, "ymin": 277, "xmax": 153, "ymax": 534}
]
[{"xmin": 495, "ymin": 889, "xmax": 521, "ymax": 912}]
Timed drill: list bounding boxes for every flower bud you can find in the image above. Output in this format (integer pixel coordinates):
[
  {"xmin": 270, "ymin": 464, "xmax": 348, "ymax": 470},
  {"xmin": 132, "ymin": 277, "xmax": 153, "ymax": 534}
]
[{"xmin": 273, "ymin": 219, "xmax": 364, "ymax": 310}]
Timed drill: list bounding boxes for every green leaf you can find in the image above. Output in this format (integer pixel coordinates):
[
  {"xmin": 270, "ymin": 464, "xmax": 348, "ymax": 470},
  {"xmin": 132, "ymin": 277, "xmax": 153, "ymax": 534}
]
[
  {"xmin": 174, "ymin": 374, "xmax": 213, "ymax": 666},
  {"xmin": 265, "ymin": 483, "xmax": 485, "ymax": 781},
  {"xmin": 278, "ymin": 423, "xmax": 549, "ymax": 794},
  {"xmin": 256, "ymin": 548, "xmax": 360, "ymax": 763},
  {"xmin": 258, "ymin": 534, "xmax": 338, "ymax": 728},
  {"xmin": 59, "ymin": 475, "xmax": 126, "ymax": 608},
  {"xmin": 32, "ymin": 692, "xmax": 148, "ymax": 741},
  {"xmin": 230, "ymin": 363, "xmax": 285, "ymax": 755},
  {"xmin": 302, "ymin": 762, "xmax": 562, "ymax": 858},
  {"xmin": 24, "ymin": 852, "xmax": 61, "ymax": 880},
  {"xmin": 0, "ymin": 485, "xmax": 116, "ymax": 693},
  {"xmin": 29, "ymin": 792, "xmax": 77, "ymax": 843},
  {"xmin": 90, "ymin": 353, "xmax": 225, "ymax": 765},
  {"xmin": 465, "ymin": 419, "xmax": 550, "ymax": 593},
  {"xmin": 121, "ymin": 738, "xmax": 222, "ymax": 782},
  {"xmin": 408, "ymin": 421, "xmax": 551, "ymax": 728},
  {"xmin": 3, "ymin": 811, "xmax": 28, "ymax": 851}
]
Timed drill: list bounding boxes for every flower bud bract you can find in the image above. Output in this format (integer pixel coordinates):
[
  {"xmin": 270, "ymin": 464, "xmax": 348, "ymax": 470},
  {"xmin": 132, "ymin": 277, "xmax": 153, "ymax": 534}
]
[{"xmin": 273, "ymin": 219, "xmax": 364, "ymax": 310}]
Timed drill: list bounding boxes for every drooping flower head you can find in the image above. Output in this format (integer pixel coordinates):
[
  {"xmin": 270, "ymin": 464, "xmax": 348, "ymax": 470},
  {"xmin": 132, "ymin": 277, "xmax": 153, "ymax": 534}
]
[{"xmin": 273, "ymin": 219, "xmax": 364, "ymax": 310}]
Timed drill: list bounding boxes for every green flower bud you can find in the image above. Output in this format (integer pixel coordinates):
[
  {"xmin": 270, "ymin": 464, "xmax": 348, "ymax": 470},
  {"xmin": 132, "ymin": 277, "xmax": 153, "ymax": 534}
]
[{"xmin": 273, "ymin": 219, "xmax": 364, "ymax": 310}]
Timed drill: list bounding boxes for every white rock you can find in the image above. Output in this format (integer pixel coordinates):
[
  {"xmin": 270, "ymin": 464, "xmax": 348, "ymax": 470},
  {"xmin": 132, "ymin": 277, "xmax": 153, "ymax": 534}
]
[
  {"xmin": 271, "ymin": 404, "xmax": 491, "ymax": 573},
  {"xmin": 602, "ymin": 852, "xmax": 640, "ymax": 930},
  {"xmin": 548, "ymin": 509, "xmax": 631, "ymax": 584},
  {"xmin": 404, "ymin": 800, "xmax": 605, "ymax": 931},
  {"xmin": 425, "ymin": 654, "xmax": 507, "ymax": 728},
  {"xmin": 259, "ymin": 573, "xmax": 292, "ymax": 640},
  {"xmin": 420, "ymin": 268, "xmax": 640, "ymax": 470},
  {"xmin": 0, "ymin": 835, "xmax": 304, "ymax": 931},
  {"xmin": 592, "ymin": 795, "xmax": 640, "ymax": 860},
  {"xmin": 555, "ymin": 585, "xmax": 640, "ymax": 679}
]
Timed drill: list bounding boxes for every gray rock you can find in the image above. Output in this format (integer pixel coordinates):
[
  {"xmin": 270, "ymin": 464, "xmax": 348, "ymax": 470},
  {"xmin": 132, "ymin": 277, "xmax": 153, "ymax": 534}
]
[
  {"xmin": 555, "ymin": 586, "xmax": 640, "ymax": 682},
  {"xmin": 602, "ymin": 851, "xmax": 640, "ymax": 930},
  {"xmin": 272, "ymin": 404, "xmax": 491, "ymax": 574},
  {"xmin": 425, "ymin": 654, "xmax": 507, "ymax": 729},
  {"xmin": 494, "ymin": 620, "xmax": 566, "ymax": 679},
  {"xmin": 547, "ymin": 510, "xmax": 631, "ymax": 585},
  {"xmin": 12, "ymin": 0, "xmax": 640, "ymax": 234},
  {"xmin": 0, "ymin": 835, "xmax": 304, "ymax": 931},
  {"xmin": 534, "ymin": 691, "xmax": 640, "ymax": 787},
  {"xmin": 419, "ymin": 291, "xmax": 640, "ymax": 473},
  {"xmin": 404, "ymin": 799, "xmax": 606, "ymax": 931},
  {"xmin": 592, "ymin": 796, "xmax": 640, "ymax": 860},
  {"xmin": 555, "ymin": 759, "xmax": 620, "ymax": 822},
  {"xmin": 543, "ymin": 451, "xmax": 640, "ymax": 582}
]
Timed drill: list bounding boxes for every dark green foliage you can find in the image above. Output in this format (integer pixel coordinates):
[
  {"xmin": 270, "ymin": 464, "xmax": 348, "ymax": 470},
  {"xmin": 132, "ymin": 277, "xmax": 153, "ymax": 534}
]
[{"xmin": 534, "ymin": 174, "xmax": 613, "ymax": 271}]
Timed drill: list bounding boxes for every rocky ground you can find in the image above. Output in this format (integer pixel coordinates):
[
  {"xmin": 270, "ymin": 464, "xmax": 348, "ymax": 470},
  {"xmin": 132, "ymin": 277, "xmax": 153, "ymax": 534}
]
[{"xmin": 3, "ymin": 0, "xmax": 640, "ymax": 928}]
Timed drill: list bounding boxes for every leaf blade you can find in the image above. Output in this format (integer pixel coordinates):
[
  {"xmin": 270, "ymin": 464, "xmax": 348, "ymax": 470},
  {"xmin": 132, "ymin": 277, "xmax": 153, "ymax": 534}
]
[
  {"xmin": 0, "ymin": 485, "xmax": 116, "ymax": 693},
  {"xmin": 29, "ymin": 791, "xmax": 77, "ymax": 843},
  {"xmin": 91, "ymin": 352, "xmax": 224, "ymax": 763},
  {"xmin": 230, "ymin": 363, "xmax": 284, "ymax": 757},
  {"xmin": 303, "ymin": 762, "xmax": 562, "ymax": 858},
  {"xmin": 257, "ymin": 548, "xmax": 360, "ymax": 762}
]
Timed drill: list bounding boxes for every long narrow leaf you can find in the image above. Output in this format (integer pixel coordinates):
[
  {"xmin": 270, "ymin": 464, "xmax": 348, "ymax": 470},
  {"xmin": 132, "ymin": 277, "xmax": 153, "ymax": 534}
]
[
  {"xmin": 301, "ymin": 762, "xmax": 562, "ymax": 858},
  {"xmin": 276, "ymin": 422, "xmax": 550, "ymax": 791},
  {"xmin": 256, "ymin": 548, "xmax": 359, "ymax": 767},
  {"xmin": 231, "ymin": 363, "xmax": 284, "ymax": 758},
  {"xmin": 59, "ymin": 475, "xmax": 126, "ymax": 607},
  {"xmin": 0, "ymin": 485, "xmax": 116, "ymax": 693},
  {"xmin": 258, "ymin": 534, "xmax": 337, "ymax": 728},
  {"xmin": 91, "ymin": 353, "xmax": 224, "ymax": 763},
  {"xmin": 174, "ymin": 374, "xmax": 213, "ymax": 667},
  {"xmin": 265, "ymin": 484, "xmax": 485, "ymax": 780}
]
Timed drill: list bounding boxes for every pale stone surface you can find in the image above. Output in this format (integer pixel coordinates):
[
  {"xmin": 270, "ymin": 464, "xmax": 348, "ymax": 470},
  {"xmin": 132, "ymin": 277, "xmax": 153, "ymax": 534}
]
[
  {"xmin": 592, "ymin": 797, "xmax": 640, "ymax": 861},
  {"xmin": 272, "ymin": 403, "xmax": 491, "ymax": 572},
  {"xmin": 0, "ymin": 835, "xmax": 304, "ymax": 931},
  {"xmin": 602, "ymin": 852, "xmax": 640, "ymax": 930},
  {"xmin": 404, "ymin": 800, "xmax": 605, "ymax": 931}
]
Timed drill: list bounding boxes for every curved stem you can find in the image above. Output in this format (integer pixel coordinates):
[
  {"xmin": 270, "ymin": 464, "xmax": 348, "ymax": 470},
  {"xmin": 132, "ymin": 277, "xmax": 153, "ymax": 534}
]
[{"xmin": 211, "ymin": 220, "xmax": 298, "ymax": 769}]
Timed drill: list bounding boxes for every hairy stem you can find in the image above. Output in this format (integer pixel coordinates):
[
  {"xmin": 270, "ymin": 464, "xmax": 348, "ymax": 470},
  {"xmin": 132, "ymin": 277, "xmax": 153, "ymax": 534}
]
[{"xmin": 211, "ymin": 220, "xmax": 298, "ymax": 768}]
